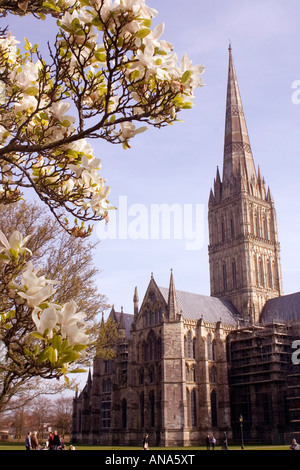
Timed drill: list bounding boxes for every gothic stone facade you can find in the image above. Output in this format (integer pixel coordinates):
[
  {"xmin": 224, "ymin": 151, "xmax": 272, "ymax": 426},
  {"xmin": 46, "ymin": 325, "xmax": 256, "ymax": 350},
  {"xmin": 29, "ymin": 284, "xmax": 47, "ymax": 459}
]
[
  {"xmin": 72, "ymin": 47, "xmax": 300, "ymax": 446},
  {"xmin": 72, "ymin": 276, "xmax": 238, "ymax": 446}
]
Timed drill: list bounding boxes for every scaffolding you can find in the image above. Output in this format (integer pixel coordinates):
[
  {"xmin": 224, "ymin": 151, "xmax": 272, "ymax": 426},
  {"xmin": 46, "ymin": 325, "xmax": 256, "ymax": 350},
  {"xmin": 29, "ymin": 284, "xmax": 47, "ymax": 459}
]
[{"xmin": 227, "ymin": 322, "xmax": 292, "ymax": 444}]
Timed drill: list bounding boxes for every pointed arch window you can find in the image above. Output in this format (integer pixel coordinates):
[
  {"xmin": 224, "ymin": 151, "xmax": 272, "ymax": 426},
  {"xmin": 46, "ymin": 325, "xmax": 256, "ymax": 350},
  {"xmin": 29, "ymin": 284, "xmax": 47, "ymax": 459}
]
[
  {"xmin": 186, "ymin": 389, "xmax": 191, "ymax": 426},
  {"xmin": 193, "ymin": 338, "xmax": 196, "ymax": 359},
  {"xmin": 210, "ymin": 367, "xmax": 217, "ymax": 384},
  {"xmin": 187, "ymin": 331, "xmax": 192, "ymax": 358},
  {"xmin": 191, "ymin": 389, "xmax": 197, "ymax": 427},
  {"xmin": 101, "ymin": 396, "xmax": 111, "ymax": 428},
  {"xmin": 212, "ymin": 340, "xmax": 217, "ymax": 361},
  {"xmin": 207, "ymin": 334, "xmax": 212, "ymax": 360},
  {"xmin": 187, "ymin": 388, "xmax": 197, "ymax": 427}
]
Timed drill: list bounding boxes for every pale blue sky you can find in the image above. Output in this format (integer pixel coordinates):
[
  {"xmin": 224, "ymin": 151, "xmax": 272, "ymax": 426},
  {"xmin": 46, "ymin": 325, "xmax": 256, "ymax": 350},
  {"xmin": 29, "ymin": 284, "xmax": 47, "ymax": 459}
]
[{"xmin": 3, "ymin": 0, "xmax": 300, "ymax": 316}]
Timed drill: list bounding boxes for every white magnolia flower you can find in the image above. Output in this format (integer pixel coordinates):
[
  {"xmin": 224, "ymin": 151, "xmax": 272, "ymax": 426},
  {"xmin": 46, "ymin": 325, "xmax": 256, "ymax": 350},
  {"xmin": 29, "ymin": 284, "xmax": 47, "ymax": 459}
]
[
  {"xmin": 68, "ymin": 139, "xmax": 94, "ymax": 157},
  {"xmin": 0, "ymin": 230, "xmax": 32, "ymax": 259},
  {"xmin": 62, "ymin": 177, "xmax": 75, "ymax": 194},
  {"xmin": 59, "ymin": 9, "xmax": 97, "ymax": 53},
  {"xmin": 17, "ymin": 261, "xmax": 57, "ymax": 308},
  {"xmin": 63, "ymin": 322, "xmax": 89, "ymax": 345},
  {"xmin": 119, "ymin": 122, "xmax": 148, "ymax": 141},
  {"xmin": 32, "ymin": 305, "xmax": 59, "ymax": 335},
  {"xmin": 0, "ymin": 32, "xmax": 20, "ymax": 64},
  {"xmin": 143, "ymin": 22, "xmax": 173, "ymax": 53},
  {"xmin": 49, "ymin": 101, "xmax": 75, "ymax": 123},
  {"xmin": 178, "ymin": 53, "xmax": 205, "ymax": 89},
  {"xmin": 87, "ymin": 185, "xmax": 111, "ymax": 215},
  {"xmin": 79, "ymin": 168, "xmax": 102, "ymax": 190},
  {"xmin": 18, "ymin": 283, "xmax": 56, "ymax": 308},
  {"xmin": 11, "ymin": 60, "xmax": 41, "ymax": 91},
  {"xmin": 58, "ymin": 300, "xmax": 89, "ymax": 345},
  {"xmin": 14, "ymin": 94, "xmax": 38, "ymax": 114},
  {"xmin": 122, "ymin": 0, "xmax": 158, "ymax": 19}
]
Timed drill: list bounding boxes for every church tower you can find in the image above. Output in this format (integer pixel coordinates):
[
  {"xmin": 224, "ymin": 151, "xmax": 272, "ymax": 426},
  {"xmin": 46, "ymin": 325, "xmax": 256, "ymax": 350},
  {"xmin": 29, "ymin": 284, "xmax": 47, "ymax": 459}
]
[{"xmin": 208, "ymin": 45, "xmax": 283, "ymax": 323}]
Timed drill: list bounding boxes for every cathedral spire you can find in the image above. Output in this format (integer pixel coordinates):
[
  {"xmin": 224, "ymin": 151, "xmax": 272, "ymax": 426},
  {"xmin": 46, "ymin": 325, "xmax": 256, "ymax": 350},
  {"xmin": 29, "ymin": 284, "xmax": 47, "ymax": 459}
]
[
  {"xmin": 208, "ymin": 46, "xmax": 283, "ymax": 323},
  {"xmin": 223, "ymin": 45, "xmax": 257, "ymax": 186},
  {"xmin": 168, "ymin": 269, "xmax": 178, "ymax": 321}
]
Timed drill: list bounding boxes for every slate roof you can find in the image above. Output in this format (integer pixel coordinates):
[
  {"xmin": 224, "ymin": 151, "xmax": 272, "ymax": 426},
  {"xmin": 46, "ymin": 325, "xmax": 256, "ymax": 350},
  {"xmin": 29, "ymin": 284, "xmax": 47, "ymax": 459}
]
[
  {"xmin": 159, "ymin": 287, "xmax": 239, "ymax": 325},
  {"xmin": 260, "ymin": 292, "xmax": 300, "ymax": 323}
]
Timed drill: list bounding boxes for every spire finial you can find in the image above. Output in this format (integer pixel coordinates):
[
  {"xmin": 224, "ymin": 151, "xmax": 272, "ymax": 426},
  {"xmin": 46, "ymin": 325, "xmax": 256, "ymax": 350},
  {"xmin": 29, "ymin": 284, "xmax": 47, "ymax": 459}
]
[
  {"xmin": 228, "ymin": 40, "xmax": 232, "ymax": 51},
  {"xmin": 168, "ymin": 268, "xmax": 178, "ymax": 321}
]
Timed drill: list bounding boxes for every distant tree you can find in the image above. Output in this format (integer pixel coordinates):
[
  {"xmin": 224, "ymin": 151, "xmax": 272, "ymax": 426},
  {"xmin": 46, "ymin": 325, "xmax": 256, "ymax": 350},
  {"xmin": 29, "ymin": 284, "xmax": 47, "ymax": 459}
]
[
  {"xmin": 0, "ymin": 201, "xmax": 113, "ymax": 413},
  {"xmin": 52, "ymin": 396, "xmax": 73, "ymax": 437}
]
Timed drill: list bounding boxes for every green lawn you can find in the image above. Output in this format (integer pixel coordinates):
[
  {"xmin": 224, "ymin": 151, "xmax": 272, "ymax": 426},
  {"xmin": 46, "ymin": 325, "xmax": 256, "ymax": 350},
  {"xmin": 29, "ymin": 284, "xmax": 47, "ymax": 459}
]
[{"xmin": 0, "ymin": 442, "xmax": 290, "ymax": 451}]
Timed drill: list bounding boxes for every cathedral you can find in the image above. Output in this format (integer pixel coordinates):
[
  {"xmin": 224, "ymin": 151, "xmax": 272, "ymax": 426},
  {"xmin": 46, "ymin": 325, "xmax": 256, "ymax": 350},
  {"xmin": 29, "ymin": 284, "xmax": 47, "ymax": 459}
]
[{"xmin": 72, "ymin": 47, "xmax": 300, "ymax": 446}]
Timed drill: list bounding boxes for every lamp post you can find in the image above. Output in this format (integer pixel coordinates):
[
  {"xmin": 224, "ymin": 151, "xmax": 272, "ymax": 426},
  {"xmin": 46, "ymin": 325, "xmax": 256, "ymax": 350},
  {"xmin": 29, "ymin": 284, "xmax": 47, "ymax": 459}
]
[{"xmin": 239, "ymin": 414, "xmax": 244, "ymax": 449}]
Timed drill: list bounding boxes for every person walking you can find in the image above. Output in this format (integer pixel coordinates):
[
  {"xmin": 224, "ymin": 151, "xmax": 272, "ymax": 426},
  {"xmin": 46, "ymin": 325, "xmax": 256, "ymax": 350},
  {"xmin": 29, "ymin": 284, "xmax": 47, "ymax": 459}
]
[
  {"xmin": 53, "ymin": 430, "xmax": 60, "ymax": 450},
  {"xmin": 206, "ymin": 435, "xmax": 210, "ymax": 450},
  {"xmin": 25, "ymin": 432, "xmax": 31, "ymax": 451},
  {"xmin": 211, "ymin": 436, "xmax": 216, "ymax": 450},
  {"xmin": 48, "ymin": 431, "xmax": 54, "ymax": 450},
  {"xmin": 221, "ymin": 431, "xmax": 228, "ymax": 450},
  {"xmin": 142, "ymin": 434, "xmax": 149, "ymax": 450},
  {"xmin": 31, "ymin": 431, "xmax": 40, "ymax": 450}
]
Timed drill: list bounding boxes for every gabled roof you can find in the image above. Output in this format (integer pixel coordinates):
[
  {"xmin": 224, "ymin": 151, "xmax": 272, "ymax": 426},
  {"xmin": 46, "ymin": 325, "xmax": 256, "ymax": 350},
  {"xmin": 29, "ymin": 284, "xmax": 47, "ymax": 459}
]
[
  {"xmin": 260, "ymin": 292, "xmax": 300, "ymax": 323},
  {"xmin": 159, "ymin": 287, "xmax": 238, "ymax": 325}
]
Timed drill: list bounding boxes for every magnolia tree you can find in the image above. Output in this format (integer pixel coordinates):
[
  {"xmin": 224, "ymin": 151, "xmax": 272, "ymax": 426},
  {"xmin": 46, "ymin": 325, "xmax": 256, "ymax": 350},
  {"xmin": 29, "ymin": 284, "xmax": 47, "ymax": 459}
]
[{"xmin": 0, "ymin": 0, "xmax": 204, "ymax": 385}]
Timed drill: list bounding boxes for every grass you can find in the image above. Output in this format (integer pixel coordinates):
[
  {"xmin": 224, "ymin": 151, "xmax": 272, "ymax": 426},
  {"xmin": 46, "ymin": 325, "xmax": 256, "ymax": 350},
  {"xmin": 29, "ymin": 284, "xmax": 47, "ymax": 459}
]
[{"xmin": 0, "ymin": 442, "xmax": 290, "ymax": 451}]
